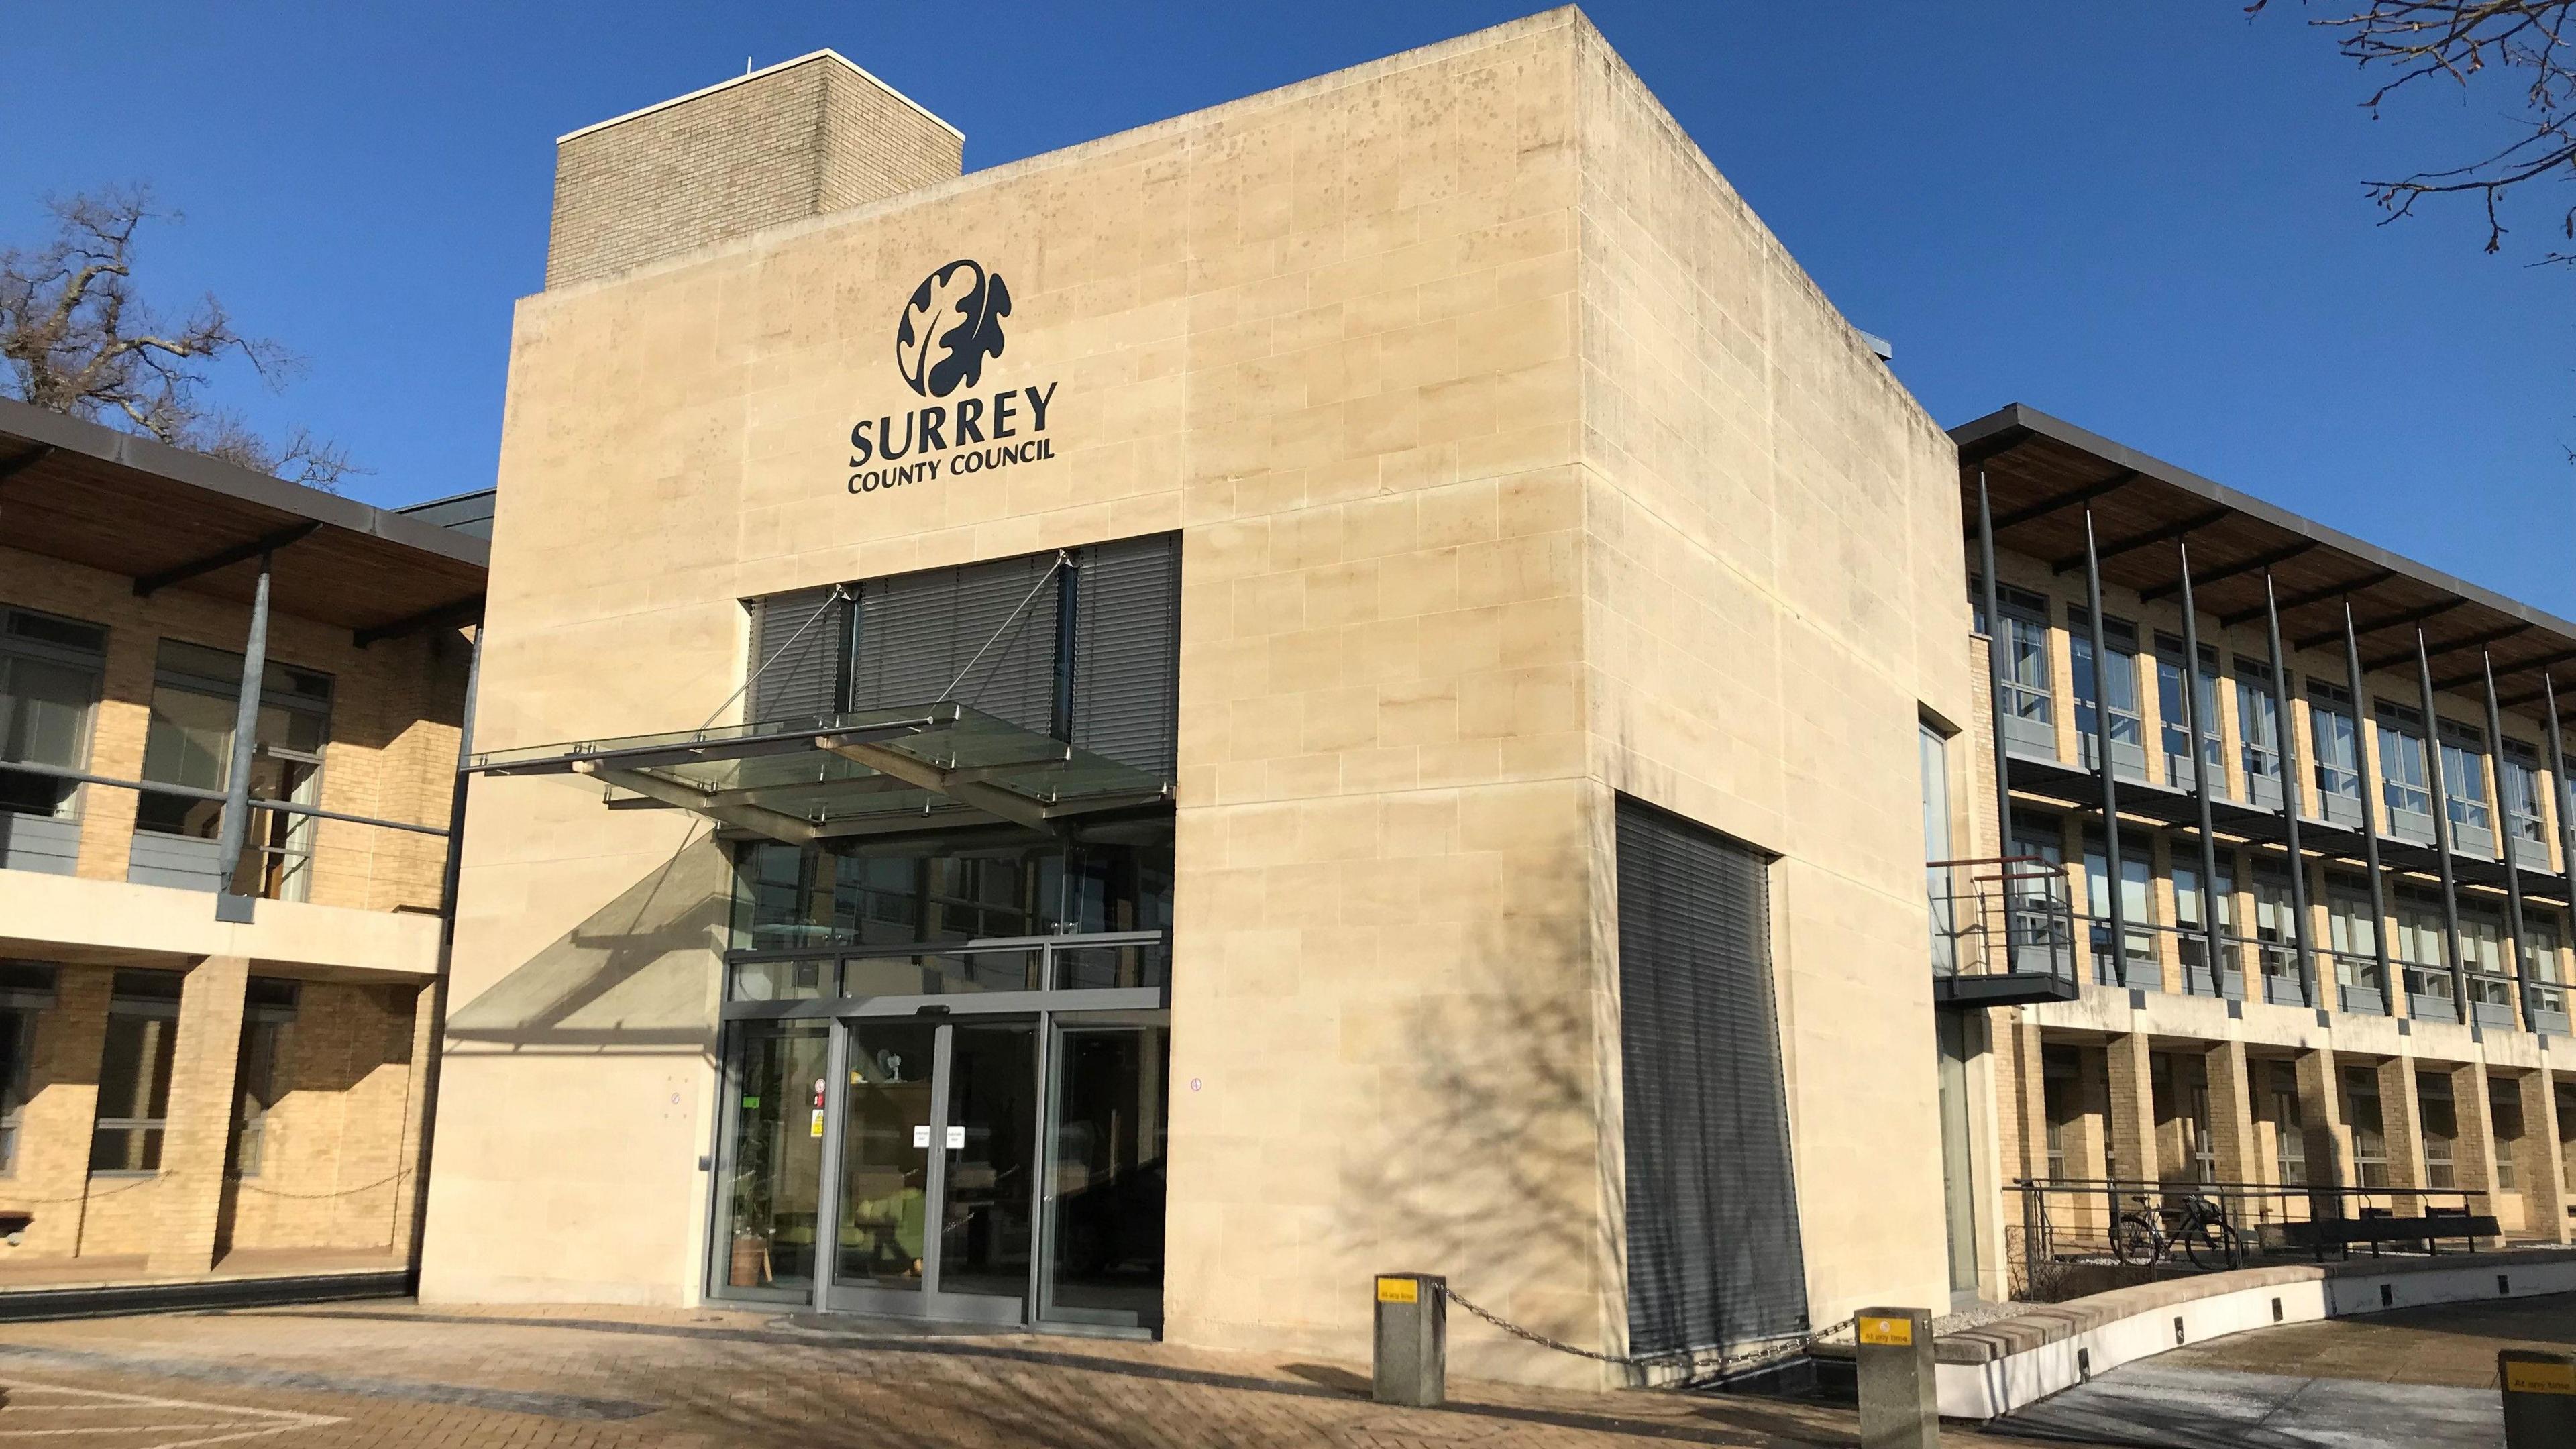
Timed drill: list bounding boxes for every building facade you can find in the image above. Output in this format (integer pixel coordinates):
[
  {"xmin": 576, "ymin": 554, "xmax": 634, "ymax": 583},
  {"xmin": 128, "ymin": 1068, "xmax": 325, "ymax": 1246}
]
[
  {"xmin": 1951, "ymin": 405, "xmax": 2576, "ymax": 1287},
  {"xmin": 419, "ymin": 13, "xmax": 1974, "ymax": 1385},
  {"xmin": 0, "ymin": 399, "xmax": 482, "ymax": 1279}
]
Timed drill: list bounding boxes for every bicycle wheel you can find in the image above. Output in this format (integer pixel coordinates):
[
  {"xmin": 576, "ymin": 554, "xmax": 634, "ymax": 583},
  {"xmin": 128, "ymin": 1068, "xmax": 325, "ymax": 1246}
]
[
  {"xmin": 2111, "ymin": 1212, "xmax": 2160, "ymax": 1265},
  {"xmin": 2184, "ymin": 1220, "xmax": 2244, "ymax": 1271}
]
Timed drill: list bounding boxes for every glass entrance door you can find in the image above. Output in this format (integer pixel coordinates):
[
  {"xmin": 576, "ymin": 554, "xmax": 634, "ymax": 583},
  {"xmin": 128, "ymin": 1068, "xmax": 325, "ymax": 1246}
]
[
  {"xmin": 716, "ymin": 994, "xmax": 1169, "ymax": 1331},
  {"xmin": 822, "ymin": 1016, "xmax": 1038, "ymax": 1323}
]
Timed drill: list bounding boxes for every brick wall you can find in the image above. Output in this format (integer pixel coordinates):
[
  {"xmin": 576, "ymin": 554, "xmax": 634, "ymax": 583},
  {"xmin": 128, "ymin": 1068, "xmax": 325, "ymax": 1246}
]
[
  {"xmin": 219, "ymin": 981, "xmax": 424, "ymax": 1252},
  {"xmin": 0, "ymin": 966, "xmax": 429, "ymax": 1265},
  {"xmin": 1, "ymin": 543, "xmax": 462, "ymax": 912},
  {"xmin": 545, "ymin": 53, "xmax": 963, "ymax": 290}
]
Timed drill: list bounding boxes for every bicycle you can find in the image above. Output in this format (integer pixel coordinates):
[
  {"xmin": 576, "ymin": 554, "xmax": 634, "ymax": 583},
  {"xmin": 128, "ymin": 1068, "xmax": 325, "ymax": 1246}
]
[{"xmin": 2110, "ymin": 1191, "xmax": 2244, "ymax": 1270}]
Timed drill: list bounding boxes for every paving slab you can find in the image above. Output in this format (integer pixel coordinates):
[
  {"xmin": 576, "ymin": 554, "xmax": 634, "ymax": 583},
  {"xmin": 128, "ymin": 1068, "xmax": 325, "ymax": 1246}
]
[
  {"xmin": 0, "ymin": 1301, "xmax": 2120, "ymax": 1448},
  {"xmin": 1996, "ymin": 1362, "xmax": 2496, "ymax": 1449}
]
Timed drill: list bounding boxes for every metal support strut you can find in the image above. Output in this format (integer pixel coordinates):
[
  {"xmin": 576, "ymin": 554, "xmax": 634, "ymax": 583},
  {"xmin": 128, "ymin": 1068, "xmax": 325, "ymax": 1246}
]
[
  {"xmin": 2082, "ymin": 507, "xmax": 2128, "ymax": 987},
  {"xmin": 211, "ymin": 551, "xmax": 274, "ymax": 924},
  {"xmin": 2263, "ymin": 574, "xmax": 2318, "ymax": 1008},
  {"xmin": 2416, "ymin": 630, "xmax": 2473, "ymax": 1029},
  {"xmin": 2345, "ymin": 604, "xmax": 2397, "ymax": 1017},
  {"xmin": 2483, "ymin": 653, "xmax": 2538, "ymax": 1034},
  {"xmin": 1978, "ymin": 476, "xmax": 2015, "ymax": 858},
  {"xmin": 2177, "ymin": 542, "xmax": 2226, "ymax": 994}
]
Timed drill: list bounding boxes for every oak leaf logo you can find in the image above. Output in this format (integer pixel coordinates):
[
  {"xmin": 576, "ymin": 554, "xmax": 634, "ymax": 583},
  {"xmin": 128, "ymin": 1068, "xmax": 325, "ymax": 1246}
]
[{"xmin": 894, "ymin": 259, "xmax": 1010, "ymax": 398}]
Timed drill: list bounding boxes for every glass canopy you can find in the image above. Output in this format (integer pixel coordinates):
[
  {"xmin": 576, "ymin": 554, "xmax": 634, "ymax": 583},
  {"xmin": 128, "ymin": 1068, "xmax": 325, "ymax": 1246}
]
[{"xmin": 466, "ymin": 703, "xmax": 1173, "ymax": 843}]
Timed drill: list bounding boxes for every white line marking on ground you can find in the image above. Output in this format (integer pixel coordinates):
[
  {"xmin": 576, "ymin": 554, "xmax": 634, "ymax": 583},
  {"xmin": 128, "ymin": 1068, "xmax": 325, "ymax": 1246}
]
[{"xmin": 0, "ymin": 1379, "xmax": 340, "ymax": 1449}]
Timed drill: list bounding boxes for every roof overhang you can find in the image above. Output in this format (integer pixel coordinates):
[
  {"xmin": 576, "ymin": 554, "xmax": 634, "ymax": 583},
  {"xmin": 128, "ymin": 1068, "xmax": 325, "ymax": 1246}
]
[
  {"xmin": 469, "ymin": 702, "xmax": 1174, "ymax": 845},
  {"xmin": 0, "ymin": 398, "xmax": 488, "ymax": 643},
  {"xmin": 1954, "ymin": 403, "xmax": 2576, "ymax": 715}
]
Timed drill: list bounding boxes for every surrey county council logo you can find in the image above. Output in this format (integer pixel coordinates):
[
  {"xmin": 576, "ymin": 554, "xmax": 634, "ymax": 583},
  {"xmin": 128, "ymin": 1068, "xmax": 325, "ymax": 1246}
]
[
  {"xmin": 847, "ymin": 257, "xmax": 1059, "ymax": 496},
  {"xmin": 894, "ymin": 258, "xmax": 1010, "ymax": 398}
]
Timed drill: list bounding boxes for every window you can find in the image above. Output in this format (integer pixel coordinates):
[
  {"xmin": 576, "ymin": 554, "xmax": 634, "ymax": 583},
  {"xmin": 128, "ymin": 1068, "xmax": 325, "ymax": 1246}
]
[
  {"xmin": 2308, "ymin": 683, "xmax": 2362, "ymax": 810},
  {"xmin": 2082, "ymin": 830, "xmax": 2155, "ymax": 982},
  {"xmin": 137, "ymin": 641, "xmax": 333, "ymax": 901},
  {"xmin": 2561, "ymin": 1083, "xmax": 2576, "ymax": 1192},
  {"xmin": 2345, "ymin": 1067, "xmax": 2389, "ymax": 1188},
  {"xmin": 2502, "ymin": 743, "xmax": 2548, "ymax": 857},
  {"xmin": 91, "ymin": 971, "xmax": 182, "ymax": 1172},
  {"xmin": 2377, "ymin": 705, "xmax": 2434, "ymax": 826},
  {"xmin": 2460, "ymin": 909, "xmax": 2515, "ymax": 1017},
  {"xmin": 2328, "ymin": 886, "xmax": 2385, "ymax": 1002},
  {"xmin": 2418, "ymin": 1073, "xmax": 2457, "ymax": 1190},
  {"xmin": 733, "ymin": 830, "xmax": 1174, "ymax": 955},
  {"xmin": 2394, "ymin": 896, "xmax": 2455, "ymax": 1009},
  {"xmin": 2252, "ymin": 871, "xmax": 2299, "ymax": 999},
  {"xmin": 2491, "ymin": 1079, "xmax": 2524, "ymax": 1192},
  {"xmin": 2269, "ymin": 1063, "xmax": 2306, "ymax": 1187},
  {"xmin": 0, "ymin": 963, "xmax": 54, "ymax": 1173},
  {"xmin": 2155, "ymin": 637, "xmax": 2223, "ymax": 787},
  {"xmin": 232, "ymin": 979, "xmax": 297, "ymax": 1177},
  {"xmin": 2173, "ymin": 855, "xmax": 2235, "ymax": 987},
  {"xmin": 2068, "ymin": 608, "xmax": 2141, "ymax": 757},
  {"xmin": 2438, "ymin": 720, "xmax": 2491, "ymax": 845},
  {"xmin": 2237, "ymin": 662, "xmax": 2284, "ymax": 801},
  {"xmin": 1972, "ymin": 582, "xmax": 2054, "ymax": 734},
  {"xmin": 2526, "ymin": 914, "xmax": 2567, "ymax": 1016},
  {"xmin": 1921, "ymin": 722, "xmax": 1954, "ymax": 971},
  {"xmin": 2042, "ymin": 1051, "xmax": 2080, "ymax": 1183},
  {"xmin": 0, "ymin": 607, "xmax": 106, "ymax": 825}
]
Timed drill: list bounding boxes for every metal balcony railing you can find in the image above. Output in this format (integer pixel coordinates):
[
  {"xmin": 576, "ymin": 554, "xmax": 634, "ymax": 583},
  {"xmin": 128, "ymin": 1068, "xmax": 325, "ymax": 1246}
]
[{"xmin": 1930, "ymin": 857, "xmax": 2080, "ymax": 1006}]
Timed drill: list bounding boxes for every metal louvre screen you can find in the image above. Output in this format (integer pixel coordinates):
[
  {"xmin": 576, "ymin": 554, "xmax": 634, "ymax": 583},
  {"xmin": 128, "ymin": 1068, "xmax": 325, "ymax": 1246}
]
[
  {"xmin": 1071, "ymin": 534, "xmax": 1180, "ymax": 779},
  {"xmin": 1613, "ymin": 796, "xmax": 1809, "ymax": 1358},
  {"xmin": 849, "ymin": 555, "xmax": 1061, "ymax": 735},
  {"xmin": 747, "ymin": 586, "xmax": 846, "ymax": 723}
]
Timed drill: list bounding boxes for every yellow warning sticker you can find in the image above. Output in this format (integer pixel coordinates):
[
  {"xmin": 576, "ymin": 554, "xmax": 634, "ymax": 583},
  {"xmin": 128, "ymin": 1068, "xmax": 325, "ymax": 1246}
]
[
  {"xmin": 2506, "ymin": 1360, "xmax": 2576, "ymax": 1395},
  {"xmin": 1857, "ymin": 1316, "xmax": 1915, "ymax": 1346},
  {"xmin": 1375, "ymin": 1277, "xmax": 1419, "ymax": 1304}
]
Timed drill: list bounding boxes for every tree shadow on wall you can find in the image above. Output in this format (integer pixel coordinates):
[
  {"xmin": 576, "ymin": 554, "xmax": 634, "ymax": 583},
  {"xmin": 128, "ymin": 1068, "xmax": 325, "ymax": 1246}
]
[{"xmin": 444, "ymin": 824, "xmax": 731, "ymax": 1054}]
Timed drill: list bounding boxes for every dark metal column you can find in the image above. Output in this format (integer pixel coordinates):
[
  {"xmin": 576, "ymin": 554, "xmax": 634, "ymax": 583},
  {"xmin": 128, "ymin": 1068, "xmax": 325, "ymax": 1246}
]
[
  {"xmin": 2264, "ymin": 574, "xmax": 2318, "ymax": 1008},
  {"xmin": 412, "ymin": 623, "xmax": 481, "ymax": 1280},
  {"xmin": 2177, "ymin": 541, "xmax": 2226, "ymax": 995},
  {"xmin": 2082, "ymin": 508, "xmax": 2129, "ymax": 988},
  {"xmin": 2416, "ymin": 630, "xmax": 2473, "ymax": 1027},
  {"xmin": 1978, "ymin": 476, "xmax": 2016, "ymax": 860},
  {"xmin": 2345, "ymin": 604, "xmax": 2397, "ymax": 1016},
  {"xmin": 2482, "ymin": 654, "xmax": 2538, "ymax": 1034},
  {"xmin": 211, "ymin": 551, "xmax": 274, "ymax": 924},
  {"xmin": 2547, "ymin": 675, "xmax": 2576, "ymax": 1030}
]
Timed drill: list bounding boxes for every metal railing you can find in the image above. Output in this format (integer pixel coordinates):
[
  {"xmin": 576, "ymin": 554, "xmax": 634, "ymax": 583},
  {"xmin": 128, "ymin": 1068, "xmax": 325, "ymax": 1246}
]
[
  {"xmin": 2008, "ymin": 1176, "xmax": 2498, "ymax": 1299},
  {"xmin": 1929, "ymin": 856, "xmax": 2076, "ymax": 985}
]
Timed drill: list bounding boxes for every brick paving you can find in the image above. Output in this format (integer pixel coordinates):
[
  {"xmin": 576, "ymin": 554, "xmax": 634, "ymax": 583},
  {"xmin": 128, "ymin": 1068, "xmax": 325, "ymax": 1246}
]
[{"xmin": 0, "ymin": 1303, "xmax": 2104, "ymax": 1448}]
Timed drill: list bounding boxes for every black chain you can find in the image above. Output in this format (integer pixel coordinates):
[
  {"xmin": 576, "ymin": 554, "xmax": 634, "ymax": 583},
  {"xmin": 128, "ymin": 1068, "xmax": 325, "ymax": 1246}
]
[{"xmin": 1442, "ymin": 1286, "xmax": 1850, "ymax": 1375}]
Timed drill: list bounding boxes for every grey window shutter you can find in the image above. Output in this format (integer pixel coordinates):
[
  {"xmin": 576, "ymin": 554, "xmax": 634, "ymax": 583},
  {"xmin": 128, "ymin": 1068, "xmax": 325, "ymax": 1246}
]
[
  {"xmin": 1614, "ymin": 796, "xmax": 1808, "ymax": 1358},
  {"xmin": 1071, "ymin": 533, "xmax": 1180, "ymax": 779},
  {"xmin": 747, "ymin": 586, "xmax": 846, "ymax": 723},
  {"xmin": 851, "ymin": 569, "xmax": 960, "ymax": 714},
  {"xmin": 850, "ymin": 555, "xmax": 1059, "ymax": 736}
]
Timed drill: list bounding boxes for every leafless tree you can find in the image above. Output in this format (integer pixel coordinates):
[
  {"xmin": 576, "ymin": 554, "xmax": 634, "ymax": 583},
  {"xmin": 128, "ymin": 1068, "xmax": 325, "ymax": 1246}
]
[
  {"xmin": 2256, "ymin": 1, "xmax": 2576, "ymax": 254},
  {"xmin": 0, "ymin": 185, "xmax": 360, "ymax": 488}
]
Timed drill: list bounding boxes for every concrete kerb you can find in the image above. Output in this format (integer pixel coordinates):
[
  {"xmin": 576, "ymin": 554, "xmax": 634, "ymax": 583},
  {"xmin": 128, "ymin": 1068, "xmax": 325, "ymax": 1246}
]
[{"xmin": 1810, "ymin": 1248, "xmax": 2576, "ymax": 1421}]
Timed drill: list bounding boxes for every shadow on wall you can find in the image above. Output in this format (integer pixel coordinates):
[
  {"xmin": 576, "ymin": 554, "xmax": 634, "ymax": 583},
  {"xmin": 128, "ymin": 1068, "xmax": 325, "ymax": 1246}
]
[
  {"xmin": 1334, "ymin": 830, "xmax": 1620, "ymax": 1371},
  {"xmin": 446, "ymin": 824, "xmax": 731, "ymax": 1054}
]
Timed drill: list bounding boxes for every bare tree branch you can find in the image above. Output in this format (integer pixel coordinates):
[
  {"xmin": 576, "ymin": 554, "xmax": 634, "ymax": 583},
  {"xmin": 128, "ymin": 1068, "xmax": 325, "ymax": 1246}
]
[
  {"xmin": 2255, "ymin": 0, "xmax": 2576, "ymax": 254},
  {"xmin": 0, "ymin": 184, "xmax": 363, "ymax": 490}
]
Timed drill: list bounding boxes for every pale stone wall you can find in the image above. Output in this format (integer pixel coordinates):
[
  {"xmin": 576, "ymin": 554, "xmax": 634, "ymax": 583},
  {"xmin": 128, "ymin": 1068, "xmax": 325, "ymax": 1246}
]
[
  {"xmin": 1570, "ymin": 28, "xmax": 1968, "ymax": 1336},
  {"xmin": 430, "ymin": 7, "xmax": 1970, "ymax": 1383}
]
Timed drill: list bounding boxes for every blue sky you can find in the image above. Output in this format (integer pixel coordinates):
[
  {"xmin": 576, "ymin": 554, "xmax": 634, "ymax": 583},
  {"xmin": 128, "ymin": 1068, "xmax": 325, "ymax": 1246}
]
[{"xmin": 5, "ymin": 3, "xmax": 2568, "ymax": 608}]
